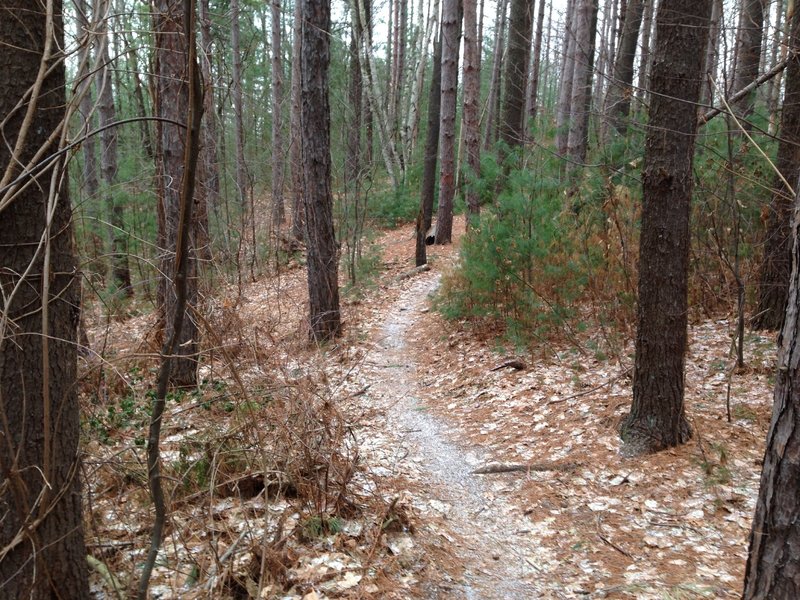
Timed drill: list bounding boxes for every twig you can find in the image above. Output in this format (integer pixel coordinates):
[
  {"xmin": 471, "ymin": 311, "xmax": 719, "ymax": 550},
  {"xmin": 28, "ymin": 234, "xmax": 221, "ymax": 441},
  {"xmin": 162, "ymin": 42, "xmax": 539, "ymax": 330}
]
[
  {"xmin": 87, "ymin": 554, "xmax": 126, "ymax": 599},
  {"xmin": 596, "ymin": 533, "xmax": 633, "ymax": 559},
  {"xmin": 472, "ymin": 461, "xmax": 580, "ymax": 475}
]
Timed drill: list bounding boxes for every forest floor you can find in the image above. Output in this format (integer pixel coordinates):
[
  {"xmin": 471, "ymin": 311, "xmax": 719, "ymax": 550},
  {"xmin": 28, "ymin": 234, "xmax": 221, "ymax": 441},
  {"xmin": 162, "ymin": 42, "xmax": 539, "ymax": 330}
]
[{"xmin": 82, "ymin": 216, "xmax": 776, "ymax": 599}]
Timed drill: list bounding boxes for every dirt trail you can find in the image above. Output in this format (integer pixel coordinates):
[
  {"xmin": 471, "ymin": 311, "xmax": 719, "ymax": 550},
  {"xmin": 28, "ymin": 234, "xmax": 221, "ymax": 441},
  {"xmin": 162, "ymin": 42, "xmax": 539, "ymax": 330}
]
[{"xmin": 365, "ymin": 271, "xmax": 551, "ymax": 599}]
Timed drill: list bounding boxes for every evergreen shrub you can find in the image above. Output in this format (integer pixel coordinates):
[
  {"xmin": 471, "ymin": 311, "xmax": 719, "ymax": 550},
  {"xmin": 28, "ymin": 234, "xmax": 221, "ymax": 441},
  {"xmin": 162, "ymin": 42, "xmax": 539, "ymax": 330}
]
[{"xmin": 435, "ymin": 158, "xmax": 585, "ymax": 344}]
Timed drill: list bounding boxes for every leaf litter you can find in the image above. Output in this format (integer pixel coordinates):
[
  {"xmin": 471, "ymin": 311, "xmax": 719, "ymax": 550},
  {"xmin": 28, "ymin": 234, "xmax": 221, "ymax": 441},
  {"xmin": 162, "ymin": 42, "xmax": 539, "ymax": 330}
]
[{"xmin": 81, "ymin": 215, "xmax": 773, "ymax": 598}]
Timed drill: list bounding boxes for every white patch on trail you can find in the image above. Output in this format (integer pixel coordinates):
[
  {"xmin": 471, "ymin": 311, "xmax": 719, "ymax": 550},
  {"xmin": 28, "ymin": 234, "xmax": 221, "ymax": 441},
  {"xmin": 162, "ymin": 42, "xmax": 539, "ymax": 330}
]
[{"xmin": 368, "ymin": 272, "xmax": 550, "ymax": 598}]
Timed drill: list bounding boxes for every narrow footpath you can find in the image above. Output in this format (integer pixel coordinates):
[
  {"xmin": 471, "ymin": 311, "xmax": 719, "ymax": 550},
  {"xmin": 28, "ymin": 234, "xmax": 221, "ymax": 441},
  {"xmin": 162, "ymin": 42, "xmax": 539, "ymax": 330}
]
[{"xmin": 361, "ymin": 272, "xmax": 552, "ymax": 598}]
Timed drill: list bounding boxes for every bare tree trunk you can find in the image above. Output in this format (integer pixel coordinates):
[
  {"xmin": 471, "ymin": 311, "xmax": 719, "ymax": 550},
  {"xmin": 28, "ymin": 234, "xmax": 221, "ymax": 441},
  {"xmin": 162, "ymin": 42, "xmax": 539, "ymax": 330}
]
[
  {"xmin": 76, "ymin": 0, "xmax": 101, "ymax": 216},
  {"xmin": 435, "ymin": 0, "xmax": 462, "ymax": 244},
  {"xmin": 556, "ymin": 0, "xmax": 577, "ymax": 156},
  {"xmin": 621, "ymin": 0, "xmax": 712, "ymax": 454},
  {"xmin": 603, "ymin": 0, "xmax": 644, "ymax": 138},
  {"xmin": 417, "ymin": 25, "xmax": 443, "ymax": 265},
  {"xmin": 0, "ymin": 3, "xmax": 89, "ymax": 596},
  {"xmin": 731, "ymin": 0, "xmax": 767, "ymax": 128},
  {"xmin": 700, "ymin": 0, "xmax": 723, "ymax": 107},
  {"xmin": 290, "ymin": 0, "xmax": 305, "ymax": 241},
  {"xmin": 566, "ymin": 0, "xmax": 599, "ymax": 167},
  {"xmin": 97, "ymin": 0, "xmax": 133, "ymax": 296},
  {"xmin": 483, "ymin": 0, "xmax": 508, "ymax": 149},
  {"xmin": 199, "ymin": 0, "xmax": 220, "ymax": 257},
  {"xmin": 527, "ymin": 0, "xmax": 548, "ymax": 126},
  {"xmin": 354, "ymin": 0, "xmax": 403, "ymax": 187},
  {"xmin": 743, "ymin": 182, "xmax": 800, "ymax": 598},
  {"xmin": 635, "ymin": 0, "xmax": 656, "ymax": 105},
  {"xmin": 154, "ymin": 0, "xmax": 199, "ymax": 387},
  {"xmin": 270, "ymin": 0, "xmax": 286, "ymax": 229},
  {"xmin": 499, "ymin": 0, "xmax": 534, "ymax": 148},
  {"xmin": 302, "ymin": 0, "xmax": 342, "ymax": 341},
  {"xmin": 753, "ymin": 0, "xmax": 800, "ymax": 330},
  {"xmin": 593, "ymin": 0, "xmax": 613, "ymax": 116},
  {"xmin": 463, "ymin": 0, "xmax": 481, "ymax": 221},
  {"xmin": 403, "ymin": 0, "xmax": 438, "ymax": 164},
  {"xmin": 767, "ymin": 0, "xmax": 787, "ymax": 135},
  {"xmin": 231, "ymin": 0, "xmax": 249, "ymax": 212}
]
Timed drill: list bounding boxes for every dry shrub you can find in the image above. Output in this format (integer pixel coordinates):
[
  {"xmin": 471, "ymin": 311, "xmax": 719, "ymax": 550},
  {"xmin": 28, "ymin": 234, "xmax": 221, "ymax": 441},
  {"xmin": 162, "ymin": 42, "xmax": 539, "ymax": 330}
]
[{"xmin": 265, "ymin": 380, "xmax": 360, "ymax": 521}]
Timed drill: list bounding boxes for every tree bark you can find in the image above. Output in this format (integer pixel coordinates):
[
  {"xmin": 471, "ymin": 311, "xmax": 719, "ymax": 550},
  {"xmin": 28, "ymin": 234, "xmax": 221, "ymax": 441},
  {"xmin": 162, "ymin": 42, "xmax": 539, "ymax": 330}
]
[
  {"xmin": 435, "ymin": 0, "xmax": 462, "ymax": 244},
  {"xmin": 556, "ymin": 0, "xmax": 577, "ymax": 156},
  {"xmin": 76, "ymin": 0, "xmax": 101, "ymax": 217},
  {"xmin": 483, "ymin": 0, "xmax": 508, "ymax": 150},
  {"xmin": 620, "ymin": 0, "xmax": 712, "ymax": 454},
  {"xmin": 231, "ymin": 0, "xmax": 248, "ymax": 209},
  {"xmin": 743, "ymin": 183, "xmax": 800, "ymax": 599},
  {"xmin": 302, "ymin": 0, "xmax": 342, "ymax": 341},
  {"xmin": 97, "ymin": 1, "xmax": 133, "ymax": 296},
  {"xmin": 416, "ymin": 25, "xmax": 443, "ymax": 265},
  {"xmin": 462, "ymin": 0, "xmax": 481, "ymax": 221},
  {"xmin": 499, "ymin": 0, "xmax": 534, "ymax": 148},
  {"xmin": 0, "ymin": 2, "xmax": 89, "ymax": 596},
  {"xmin": 767, "ymin": 0, "xmax": 787, "ymax": 135},
  {"xmin": 527, "ymin": 0, "xmax": 547, "ymax": 126},
  {"xmin": 566, "ymin": 0, "xmax": 599, "ymax": 167},
  {"xmin": 753, "ymin": 2, "xmax": 800, "ymax": 331},
  {"xmin": 603, "ymin": 0, "xmax": 645, "ymax": 138},
  {"xmin": 635, "ymin": 0, "xmax": 655, "ymax": 105},
  {"xmin": 731, "ymin": 0, "xmax": 767, "ymax": 128},
  {"xmin": 154, "ymin": 0, "xmax": 199, "ymax": 387},
  {"xmin": 700, "ymin": 0, "xmax": 723, "ymax": 107},
  {"xmin": 271, "ymin": 0, "xmax": 286, "ymax": 229},
  {"xmin": 199, "ymin": 0, "xmax": 220, "ymax": 258},
  {"xmin": 290, "ymin": 0, "xmax": 305, "ymax": 241}
]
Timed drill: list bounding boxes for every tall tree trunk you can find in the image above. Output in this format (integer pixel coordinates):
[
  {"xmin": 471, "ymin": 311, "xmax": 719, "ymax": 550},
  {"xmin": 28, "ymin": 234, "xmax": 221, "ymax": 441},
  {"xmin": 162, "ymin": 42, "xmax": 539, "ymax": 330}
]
[
  {"xmin": 271, "ymin": 0, "xmax": 286, "ymax": 229},
  {"xmin": 416, "ymin": 26, "xmax": 443, "ymax": 265},
  {"xmin": 199, "ymin": 0, "xmax": 220, "ymax": 256},
  {"xmin": 302, "ymin": 0, "xmax": 342, "ymax": 341},
  {"xmin": 767, "ymin": 0, "xmax": 787, "ymax": 135},
  {"xmin": 620, "ymin": 0, "xmax": 712, "ymax": 455},
  {"xmin": 0, "ymin": 2, "xmax": 89, "ymax": 596},
  {"xmin": 527, "ymin": 0, "xmax": 547, "ymax": 126},
  {"xmin": 499, "ymin": 0, "xmax": 534, "ymax": 148},
  {"xmin": 566, "ymin": 0, "xmax": 599, "ymax": 167},
  {"xmin": 354, "ymin": 0, "xmax": 403, "ymax": 187},
  {"xmin": 154, "ymin": 0, "xmax": 199, "ymax": 387},
  {"xmin": 435, "ymin": 0, "xmax": 462, "ymax": 244},
  {"xmin": 403, "ymin": 0, "xmax": 438, "ymax": 164},
  {"xmin": 593, "ymin": 0, "xmax": 614, "ymax": 116},
  {"xmin": 463, "ymin": 0, "xmax": 481, "ymax": 220},
  {"xmin": 556, "ymin": 0, "xmax": 577, "ymax": 156},
  {"xmin": 753, "ymin": 1, "xmax": 800, "ymax": 331},
  {"xmin": 743, "ymin": 183, "xmax": 800, "ymax": 599},
  {"xmin": 700, "ymin": 0, "xmax": 724, "ymax": 107},
  {"xmin": 76, "ymin": 0, "xmax": 101, "ymax": 218},
  {"xmin": 290, "ymin": 0, "xmax": 305, "ymax": 241},
  {"xmin": 97, "ymin": 1, "xmax": 133, "ymax": 296},
  {"xmin": 344, "ymin": 0, "xmax": 366, "ymax": 285},
  {"xmin": 483, "ymin": 0, "xmax": 508, "ymax": 149},
  {"xmin": 231, "ymin": 0, "xmax": 248, "ymax": 209},
  {"xmin": 635, "ymin": 0, "xmax": 656, "ymax": 105},
  {"xmin": 603, "ymin": 0, "xmax": 644, "ymax": 139},
  {"xmin": 731, "ymin": 0, "xmax": 767, "ymax": 128}
]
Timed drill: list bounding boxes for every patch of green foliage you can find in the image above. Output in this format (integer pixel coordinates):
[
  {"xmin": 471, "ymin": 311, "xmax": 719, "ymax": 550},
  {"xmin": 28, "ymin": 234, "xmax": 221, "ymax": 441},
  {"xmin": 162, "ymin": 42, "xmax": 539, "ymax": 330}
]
[{"xmin": 436, "ymin": 150, "xmax": 586, "ymax": 345}]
